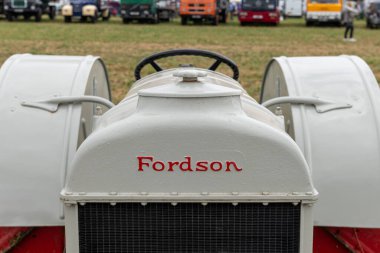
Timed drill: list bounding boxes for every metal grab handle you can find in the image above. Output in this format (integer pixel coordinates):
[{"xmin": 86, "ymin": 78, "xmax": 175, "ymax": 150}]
[
  {"xmin": 21, "ymin": 95, "xmax": 115, "ymax": 113},
  {"xmin": 262, "ymin": 96, "xmax": 352, "ymax": 113}
]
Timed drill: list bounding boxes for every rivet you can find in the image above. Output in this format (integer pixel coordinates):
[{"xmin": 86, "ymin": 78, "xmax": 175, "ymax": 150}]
[
  {"xmin": 262, "ymin": 192, "xmax": 269, "ymax": 195},
  {"xmin": 170, "ymin": 192, "xmax": 178, "ymax": 195},
  {"xmin": 110, "ymin": 202, "xmax": 116, "ymax": 206},
  {"xmin": 262, "ymin": 202, "xmax": 269, "ymax": 206},
  {"xmin": 171, "ymin": 202, "xmax": 178, "ymax": 206},
  {"xmin": 141, "ymin": 202, "xmax": 147, "ymax": 206},
  {"xmin": 140, "ymin": 192, "xmax": 148, "ymax": 195},
  {"xmin": 79, "ymin": 202, "xmax": 86, "ymax": 206},
  {"xmin": 293, "ymin": 202, "xmax": 299, "ymax": 206},
  {"xmin": 201, "ymin": 202, "xmax": 208, "ymax": 206},
  {"xmin": 109, "ymin": 192, "xmax": 117, "ymax": 196},
  {"xmin": 232, "ymin": 202, "xmax": 238, "ymax": 206},
  {"xmin": 201, "ymin": 192, "xmax": 209, "ymax": 196},
  {"xmin": 231, "ymin": 192, "xmax": 239, "ymax": 195}
]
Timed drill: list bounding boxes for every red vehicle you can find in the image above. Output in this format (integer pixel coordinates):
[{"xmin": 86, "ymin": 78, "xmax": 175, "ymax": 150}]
[{"xmin": 238, "ymin": 0, "xmax": 280, "ymax": 25}]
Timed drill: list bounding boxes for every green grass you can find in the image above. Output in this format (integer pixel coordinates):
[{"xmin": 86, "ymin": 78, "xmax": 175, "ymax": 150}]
[{"xmin": 0, "ymin": 17, "xmax": 379, "ymax": 102}]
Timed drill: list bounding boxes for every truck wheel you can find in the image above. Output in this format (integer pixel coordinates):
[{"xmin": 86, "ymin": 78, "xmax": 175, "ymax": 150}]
[
  {"xmin": 6, "ymin": 14, "xmax": 14, "ymax": 22},
  {"xmin": 212, "ymin": 16, "xmax": 219, "ymax": 25},
  {"xmin": 23, "ymin": 14, "xmax": 30, "ymax": 21},
  {"xmin": 306, "ymin": 20, "xmax": 312, "ymax": 26},
  {"xmin": 35, "ymin": 9, "xmax": 42, "ymax": 22},
  {"xmin": 102, "ymin": 10, "xmax": 111, "ymax": 21},
  {"xmin": 64, "ymin": 16, "xmax": 72, "ymax": 23},
  {"xmin": 91, "ymin": 13, "xmax": 98, "ymax": 23},
  {"xmin": 181, "ymin": 16, "xmax": 187, "ymax": 25},
  {"xmin": 49, "ymin": 7, "xmax": 56, "ymax": 20},
  {"xmin": 123, "ymin": 18, "xmax": 130, "ymax": 24}
]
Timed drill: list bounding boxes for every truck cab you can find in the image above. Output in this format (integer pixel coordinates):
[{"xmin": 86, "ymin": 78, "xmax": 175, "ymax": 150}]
[
  {"xmin": 3, "ymin": 0, "xmax": 56, "ymax": 21},
  {"xmin": 120, "ymin": 0, "xmax": 159, "ymax": 23},
  {"xmin": 238, "ymin": 0, "xmax": 280, "ymax": 25},
  {"xmin": 179, "ymin": 0, "xmax": 224, "ymax": 25},
  {"xmin": 305, "ymin": 0, "xmax": 343, "ymax": 25},
  {"xmin": 62, "ymin": 0, "xmax": 110, "ymax": 23}
]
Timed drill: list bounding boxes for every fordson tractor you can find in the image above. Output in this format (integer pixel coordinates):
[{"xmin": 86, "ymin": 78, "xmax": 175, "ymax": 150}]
[
  {"xmin": 3, "ymin": 0, "xmax": 55, "ymax": 21},
  {"xmin": 62, "ymin": 0, "xmax": 111, "ymax": 23},
  {"xmin": 0, "ymin": 49, "xmax": 380, "ymax": 253}
]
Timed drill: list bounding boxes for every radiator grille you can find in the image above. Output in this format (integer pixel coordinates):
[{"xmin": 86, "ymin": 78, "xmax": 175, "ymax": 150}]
[{"xmin": 78, "ymin": 202, "xmax": 300, "ymax": 253}]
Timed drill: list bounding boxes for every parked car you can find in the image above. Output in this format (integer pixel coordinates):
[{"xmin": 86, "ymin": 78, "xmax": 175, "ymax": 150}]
[
  {"xmin": 367, "ymin": 0, "xmax": 380, "ymax": 28},
  {"xmin": 62, "ymin": 0, "xmax": 111, "ymax": 23},
  {"xmin": 3, "ymin": 0, "xmax": 56, "ymax": 21}
]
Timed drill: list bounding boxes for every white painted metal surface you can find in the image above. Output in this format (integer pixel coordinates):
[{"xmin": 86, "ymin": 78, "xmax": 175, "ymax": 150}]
[
  {"xmin": 261, "ymin": 55, "xmax": 380, "ymax": 228},
  {"xmin": 62, "ymin": 67, "xmax": 317, "ymax": 253},
  {"xmin": 285, "ymin": 0, "xmax": 303, "ymax": 17},
  {"xmin": 0, "ymin": 54, "xmax": 111, "ymax": 226}
]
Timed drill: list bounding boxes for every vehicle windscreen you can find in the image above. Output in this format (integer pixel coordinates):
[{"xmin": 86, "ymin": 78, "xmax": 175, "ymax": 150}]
[
  {"xmin": 71, "ymin": 0, "xmax": 96, "ymax": 4},
  {"xmin": 242, "ymin": 0, "xmax": 277, "ymax": 10},
  {"xmin": 309, "ymin": 0, "xmax": 338, "ymax": 4}
]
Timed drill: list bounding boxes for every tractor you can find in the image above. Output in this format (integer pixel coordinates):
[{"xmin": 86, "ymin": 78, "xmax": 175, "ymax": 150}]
[
  {"xmin": 3, "ymin": 0, "xmax": 56, "ymax": 21},
  {"xmin": 62, "ymin": 0, "xmax": 111, "ymax": 23},
  {"xmin": 0, "ymin": 49, "xmax": 380, "ymax": 252}
]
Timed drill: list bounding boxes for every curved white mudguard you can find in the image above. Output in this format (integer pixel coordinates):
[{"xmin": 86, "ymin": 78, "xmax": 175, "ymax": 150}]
[
  {"xmin": 261, "ymin": 56, "xmax": 380, "ymax": 228},
  {"xmin": 0, "ymin": 54, "xmax": 111, "ymax": 226}
]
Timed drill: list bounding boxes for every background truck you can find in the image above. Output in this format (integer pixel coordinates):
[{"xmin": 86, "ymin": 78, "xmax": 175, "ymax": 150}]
[
  {"xmin": 179, "ymin": 0, "xmax": 227, "ymax": 25},
  {"xmin": 3, "ymin": 0, "xmax": 56, "ymax": 21},
  {"xmin": 62, "ymin": 0, "xmax": 111, "ymax": 23},
  {"xmin": 285, "ymin": 0, "xmax": 303, "ymax": 17},
  {"xmin": 0, "ymin": 0, "xmax": 4, "ymax": 16},
  {"xmin": 238, "ymin": 0, "xmax": 280, "ymax": 25},
  {"xmin": 305, "ymin": 0, "xmax": 343, "ymax": 25},
  {"xmin": 157, "ymin": 0, "xmax": 176, "ymax": 21},
  {"xmin": 366, "ymin": 0, "xmax": 380, "ymax": 28},
  {"xmin": 120, "ymin": 0, "xmax": 159, "ymax": 23}
]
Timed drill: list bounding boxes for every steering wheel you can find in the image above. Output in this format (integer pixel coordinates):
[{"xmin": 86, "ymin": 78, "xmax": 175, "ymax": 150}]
[{"xmin": 134, "ymin": 49, "xmax": 240, "ymax": 81}]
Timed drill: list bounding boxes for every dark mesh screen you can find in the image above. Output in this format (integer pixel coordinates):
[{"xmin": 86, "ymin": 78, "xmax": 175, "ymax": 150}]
[{"xmin": 78, "ymin": 202, "xmax": 300, "ymax": 253}]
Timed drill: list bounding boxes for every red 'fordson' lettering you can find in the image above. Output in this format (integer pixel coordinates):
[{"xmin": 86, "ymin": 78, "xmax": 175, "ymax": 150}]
[{"xmin": 137, "ymin": 156, "xmax": 242, "ymax": 172}]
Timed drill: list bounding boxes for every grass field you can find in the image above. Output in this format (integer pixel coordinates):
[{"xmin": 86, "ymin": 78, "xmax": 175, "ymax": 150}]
[{"xmin": 0, "ymin": 17, "xmax": 379, "ymax": 102}]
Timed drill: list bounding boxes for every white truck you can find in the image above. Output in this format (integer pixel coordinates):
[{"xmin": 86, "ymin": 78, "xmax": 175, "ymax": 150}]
[{"xmin": 285, "ymin": 0, "xmax": 303, "ymax": 17}]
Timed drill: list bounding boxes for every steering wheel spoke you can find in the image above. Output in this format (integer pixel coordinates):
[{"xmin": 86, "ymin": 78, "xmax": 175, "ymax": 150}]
[
  {"xmin": 150, "ymin": 61, "xmax": 163, "ymax": 72},
  {"xmin": 209, "ymin": 59, "xmax": 222, "ymax": 71},
  {"xmin": 134, "ymin": 49, "xmax": 239, "ymax": 81}
]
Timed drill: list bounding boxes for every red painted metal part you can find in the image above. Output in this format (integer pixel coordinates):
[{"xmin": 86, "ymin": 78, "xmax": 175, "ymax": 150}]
[
  {"xmin": 314, "ymin": 227, "xmax": 380, "ymax": 253},
  {"xmin": 0, "ymin": 227, "xmax": 64, "ymax": 253},
  {"xmin": 1, "ymin": 226, "xmax": 380, "ymax": 252},
  {"xmin": 238, "ymin": 10, "xmax": 280, "ymax": 24}
]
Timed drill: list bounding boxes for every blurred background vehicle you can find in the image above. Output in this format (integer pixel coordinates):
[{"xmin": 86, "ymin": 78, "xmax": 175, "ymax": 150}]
[
  {"xmin": 157, "ymin": 0, "xmax": 176, "ymax": 21},
  {"xmin": 305, "ymin": 0, "xmax": 343, "ymax": 26},
  {"xmin": 108, "ymin": 0, "xmax": 120, "ymax": 15},
  {"xmin": 238, "ymin": 0, "xmax": 280, "ymax": 25},
  {"xmin": 179, "ymin": 0, "xmax": 224, "ymax": 25},
  {"xmin": 3, "ymin": 0, "xmax": 56, "ymax": 21},
  {"xmin": 284, "ymin": 0, "xmax": 303, "ymax": 17},
  {"xmin": 120, "ymin": 0, "xmax": 159, "ymax": 23},
  {"xmin": 62, "ymin": 0, "xmax": 111, "ymax": 23},
  {"xmin": 366, "ymin": 0, "xmax": 380, "ymax": 27}
]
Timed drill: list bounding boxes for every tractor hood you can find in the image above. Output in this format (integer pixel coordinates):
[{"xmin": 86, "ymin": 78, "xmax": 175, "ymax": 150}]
[{"xmin": 63, "ymin": 68, "xmax": 317, "ymax": 202}]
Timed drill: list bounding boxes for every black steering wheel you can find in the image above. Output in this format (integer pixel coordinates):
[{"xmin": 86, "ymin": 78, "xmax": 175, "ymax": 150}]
[{"xmin": 134, "ymin": 49, "xmax": 240, "ymax": 81}]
